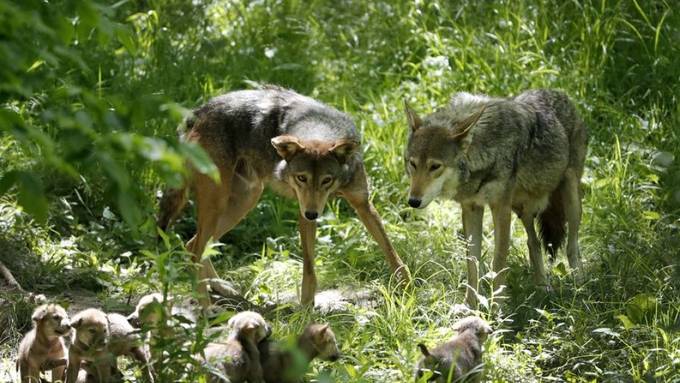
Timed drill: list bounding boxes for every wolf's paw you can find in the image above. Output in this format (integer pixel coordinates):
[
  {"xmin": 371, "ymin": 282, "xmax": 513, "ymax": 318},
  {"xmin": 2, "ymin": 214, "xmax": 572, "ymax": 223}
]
[{"xmin": 393, "ymin": 264, "xmax": 412, "ymax": 287}]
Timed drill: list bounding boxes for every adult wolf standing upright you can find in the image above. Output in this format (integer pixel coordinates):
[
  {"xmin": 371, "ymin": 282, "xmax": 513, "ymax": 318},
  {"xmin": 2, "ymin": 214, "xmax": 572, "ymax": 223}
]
[
  {"xmin": 404, "ymin": 89, "xmax": 587, "ymax": 306},
  {"xmin": 159, "ymin": 86, "xmax": 409, "ymax": 306}
]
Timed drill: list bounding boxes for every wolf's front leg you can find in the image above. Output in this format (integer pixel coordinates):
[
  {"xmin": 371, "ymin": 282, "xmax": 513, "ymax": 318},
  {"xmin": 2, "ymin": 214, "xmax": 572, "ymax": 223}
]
[
  {"xmin": 298, "ymin": 214, "xmax": 317, "ymax": 305},
  {"xmin": 461, "ymin": 203, "xmax": 484, "ymax": 308},
  {"xmin": 341, "ymin": 185, "xmax": 411, "ymax": 286},
  {"xmin": 490, "ymin": 201, "xmax": 512, "ymax": 296}
]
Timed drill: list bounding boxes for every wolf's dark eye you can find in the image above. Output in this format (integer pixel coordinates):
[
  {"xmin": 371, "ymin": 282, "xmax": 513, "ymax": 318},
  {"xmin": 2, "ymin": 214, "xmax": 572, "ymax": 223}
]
[
  {"xmin": 409, "ymin": 160, "xmax": 417, "ymax": 169},
  {"xmin": 321, "ymin": 176, "xmax": 333, "ymax": 185},
  {"xmin": 429, "ymin": 163, "xmax": 442, "ymax": 171},
  {"xmin": 296, "ymin": 175, "xmax": 307, "ymax": 183}
]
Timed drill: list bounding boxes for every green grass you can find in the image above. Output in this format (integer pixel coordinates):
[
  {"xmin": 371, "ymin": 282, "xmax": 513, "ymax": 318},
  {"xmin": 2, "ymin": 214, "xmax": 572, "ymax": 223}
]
[{"xmin": 2, "ymin": 0, "xmax": 680, "ymax": 381}]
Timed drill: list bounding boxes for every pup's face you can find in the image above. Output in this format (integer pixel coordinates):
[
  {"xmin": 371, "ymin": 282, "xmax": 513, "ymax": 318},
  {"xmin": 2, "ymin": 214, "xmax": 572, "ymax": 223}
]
[
  {"xmin": 272, "ymin": 135, "xmax": 357, "ymax": 221},
  {"xmin": 309, "ymin": 324, "xmax": 340, "ymax": 361},
  {"xmin": 452, "ymin": 316, "xmax": 493, "ymax": 341},
  {"xmin": 127, "ymin": 293, "xmax": 165, "ymax": 328},
  {"xmin": 228, "ymin": 311, "xmax": 271, "ymax": 343},
  {"xmin": 404, "ymin": 102, "xmax": 484, "ymax": 209},
  {"xmin": 32, "ymin": 304, "xmax": 71, "ymax": 338},
  {"xmin": 71, "ymin": 309, "xmax": 109, "ymax": 351}
]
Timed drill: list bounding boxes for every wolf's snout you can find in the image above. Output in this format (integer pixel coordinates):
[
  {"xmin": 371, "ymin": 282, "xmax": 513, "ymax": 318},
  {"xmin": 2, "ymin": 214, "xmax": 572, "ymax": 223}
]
[
  {"xmin": 408, "ymin": 198, "xmax": 422, "ymax": 208},
  {"xmin": 304, "ymin": 211, "xmax": 319, "ymax": 220},
  {"xmin": 329, "ymin": 353, "xmax": 340, "ymax": 362}
]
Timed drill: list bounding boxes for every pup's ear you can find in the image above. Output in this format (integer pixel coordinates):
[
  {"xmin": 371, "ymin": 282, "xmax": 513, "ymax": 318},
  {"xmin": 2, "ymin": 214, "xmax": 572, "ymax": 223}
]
[
  {"xmin": 318, "ymin": 324, "xmax": 329, "ymax": 336},
  {"xmin": 417, "ymin": 343, "xmax": 431, "ymax": 357},
  {"xmin": 451, "ymin": 104, "xmax": 486, "ymax": 141},
  {"xmin": 479, "ymin": 322, "xmax": 493, "ymax": 337},
  {"xmin": 404, "ymin": 100, "xmax": 423, "ymax": 132},
  {"xmin": 272, "ymin": 135, "xmax": 305, "ymax": 160},
  {"xmin": 70, "ymin": 317, "xmax": 83, "ymax": 329},
  {"xmin": 329, "ymin": 139, "xmax": 358, "ymax": 163},
  {"xmin": 32, "ymin": 305, "xmax": 49, "ymax": 322}
]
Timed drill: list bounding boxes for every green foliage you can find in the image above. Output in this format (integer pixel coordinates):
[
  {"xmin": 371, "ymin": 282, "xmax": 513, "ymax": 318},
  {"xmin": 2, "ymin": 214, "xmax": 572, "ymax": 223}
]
[
  {"xmin": 0, "ymin": 0, "xmax": 217, "ymax": 228},
  {"xmin": 2, "ymin": 0, "xmax": 680, "ymax": 382}
]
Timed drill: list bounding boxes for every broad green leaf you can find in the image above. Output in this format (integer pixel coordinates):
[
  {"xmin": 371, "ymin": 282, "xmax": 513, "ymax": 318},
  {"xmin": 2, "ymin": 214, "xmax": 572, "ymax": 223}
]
[
  {"xmin": 0, "ymin": 170, "xmax": 18, "ymax": 195},
  {"xmin": 17, "ymin": 172, "xmax": 48, "ymax": 224}
]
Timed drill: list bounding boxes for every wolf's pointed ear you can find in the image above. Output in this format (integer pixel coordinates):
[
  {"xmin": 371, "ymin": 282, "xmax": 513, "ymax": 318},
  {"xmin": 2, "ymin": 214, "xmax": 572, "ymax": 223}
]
[
  {"xmin": 417, "ymin": 343, "xmax": 431, "ymax": 357},
  {"xmin": 32, "ymin": 305, "xmax": 48, "ymax": 322},
  {"xmin": 451, "ymin": 105, "xmax": 486, "ymax": 140},
  {"xmin": 329, "ymin": 139, "xmax": 359, "ymax": 163},
  {"xmin": 70, "ymin": 317, "xmax": 83, "ymax": 329},
  {"xmin": 319, "ymin": 324, "xmax": 329, "ymax": 336},
  {"xmin": 272, "ymin": 135, "xmax": 305, "ymax": 160},
  {"xmin": 404, "ymin": 100, "xmax": 423, "ymax": 132}
]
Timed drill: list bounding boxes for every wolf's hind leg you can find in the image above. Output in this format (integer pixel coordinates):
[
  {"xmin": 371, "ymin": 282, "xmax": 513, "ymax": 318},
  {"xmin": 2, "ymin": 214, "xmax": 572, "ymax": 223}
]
[
  {"xmin": 186, "ymin": 167, "xmax": 234, "ymax": 306},
  {"xmin": 206, "ymin": 176, "xmax": 264, "ymax": 299},
  {"xmin": 520, "ymin": 213, "xmax": 550, "ymax": 290},
  {"xmin": 562, "ymin": 171, "xmax": 583, "ymax": 270}
]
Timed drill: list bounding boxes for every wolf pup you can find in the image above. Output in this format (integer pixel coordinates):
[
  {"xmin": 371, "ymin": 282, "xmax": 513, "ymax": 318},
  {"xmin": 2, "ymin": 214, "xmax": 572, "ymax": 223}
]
[
  {"xmin": 259, "ymin": 323, "xmax": 340, "ymax": 383},
  {"xmin": 127, "ymin": 293, "xmax": 198, "ymax": 329},
  {"xmin": 158, "ymin": 86, "xmax": 409, "ymax": 306},
  {"xmin": 17, "ymin": 304, "xmax": 71, "ymax": 383},
  {"xmin": 404, "ymin": 89, "xmax": 587, "ymax": 306},
  {"xmin": 65, "ymin": 308, "xmax": 154, "ymax": 383},
  {"xmin": 415, "ymin": 316, "xmax": 492, "ymax": 382},
  {"xmin": 201, "ymin": 311, "xmax": 271, "ymax": 383}
]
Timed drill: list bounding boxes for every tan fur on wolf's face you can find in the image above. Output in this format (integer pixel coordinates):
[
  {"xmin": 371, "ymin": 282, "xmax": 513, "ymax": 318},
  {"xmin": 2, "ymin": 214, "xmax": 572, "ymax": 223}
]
[
  {"xmin": 404, "ymin": 101, "xmax": 481, "ymax": 209},
  {"xmin": 33, "ymin": 304, "xmax": 71, "ymax": 337},
  {"xmin": 272, "ymin": 135, "xmax": 356, "ymax": 221},
  {"xmin": 405, "ymin": 125, "xmax": 465, "ymax": 209},
  {"xmin": 71, "ymin": 309, "xmax": 109, "ymax": 350},
  {"xmin": 127, "ymin": 293, "xmax": 164, "ymax": 328},
  {"xmin": 227, "ymin": 311, "xmax": 271, "ymax": 342}
]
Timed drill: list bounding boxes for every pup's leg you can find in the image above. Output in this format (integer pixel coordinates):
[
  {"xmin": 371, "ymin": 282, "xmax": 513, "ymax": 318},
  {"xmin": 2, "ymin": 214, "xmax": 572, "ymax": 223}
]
[
  {"xmin": 562, "ymin": 171, "xmax": 583, "ymax": 270},
  {"xmin": 461, "ymin": 203, "xmax": 484, "ymax": 307},
  {"xmin": 64, "ymin": 355, "xmax": 82, "ymax": 383},
  {"xmin": 520, "ymin": 213, "xmax": 550, "ymax": 289},
  {"xmin": 490, "ymin": 201, "xmax": 512, "ymax": 296},
  {"xmin": 243, "ymin": 338, "xmax": 264, "ymax": 383},
  {"xmin": 20, "ymin": 364, "xmax": 40, "ymax": 383},
  {"xmin": 92, "ymin": 357, "xmax": 112, "ymax": 383},
  {"xmin": 51, "ymin": 364, "xmax": 66, "ymax": 383},
  {"xmin": 340, "ymin": 167, "xmax": 410, "ymax": 285},
  {"xmin": 130, "ymin": 346, "xmax": 155, "ymax": 383},
  {"xmin": 299, "ymin": 214, "xmax": 317, "ymax": 305}
]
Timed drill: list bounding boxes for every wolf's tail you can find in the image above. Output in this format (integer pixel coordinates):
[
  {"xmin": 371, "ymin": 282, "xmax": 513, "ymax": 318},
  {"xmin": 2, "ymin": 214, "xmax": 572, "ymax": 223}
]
[
  {"xmin": 158, "ymin": 114, "xmax": 196, "ymax": 232},
  {"xmin": 157, "ymin": 186, "xmax": 188, "ymax": 232},
  {"xmin": 538, "ymin": 182, "xmax": 567, "ymax": 261}
]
